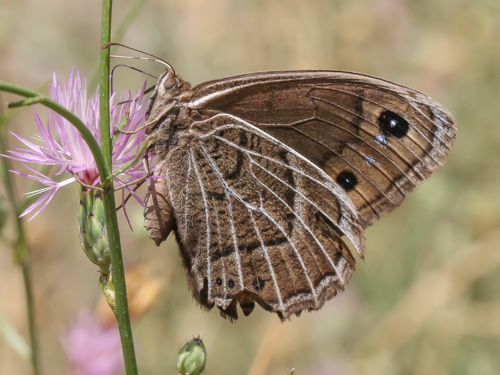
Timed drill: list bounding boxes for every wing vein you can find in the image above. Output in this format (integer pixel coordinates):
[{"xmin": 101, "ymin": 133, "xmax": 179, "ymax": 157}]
[
  {"xmin": 290, "ymin": 119, "xmax": 416, "ymax": 192},
  {"xmin": 209, "ymin": 133, "xmax": 359, "ymax": 250},
  {"xmin": 313, "ymin": 86, "xmax": 448, "ymax": 161},
  {"xmin": 287, "ymin": 124, "xmax": 397, "ymax": 218},
  {"xmin": 248, "ymin": 209, "xmax": 285, "ymax": 312},
  {"xmin": 195, "ymin": 145, "xmax": 245, "ymax": 290},
  {"xmin": 249, "ymin": 160, "xmax": 345, "ymax": 284},
  {"xmin": 197, "ymin": 142, "xmax": 319, "ymax": 305},
  {"xmin": 189, "ymin": 148, "xmax": 212, "ymax": 300},
  {"xmin": 182, "ymin": 155, "xmax": 193, "ymax": 239},
  {"xmin": 308, "ymin": 95, "xmax": 428, "ymax": 179},
  {"xmin": 213, "ymin": 198, "xmax": 228, "ymax": 300}
]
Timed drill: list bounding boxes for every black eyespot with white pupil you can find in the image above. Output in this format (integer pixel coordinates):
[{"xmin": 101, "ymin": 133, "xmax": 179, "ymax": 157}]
[
  {"xmin": 336, "ymin": 170, "xmax": 358, "ymax": 192},
  {"xmin": 378, "ymin": 110, "xmax": 409, "ymax": 138}
]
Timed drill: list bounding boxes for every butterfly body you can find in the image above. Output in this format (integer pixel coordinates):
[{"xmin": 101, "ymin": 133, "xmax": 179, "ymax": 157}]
[{"xmin": 144, "ymin": 67, "xmax": 456, "ymax": 320}]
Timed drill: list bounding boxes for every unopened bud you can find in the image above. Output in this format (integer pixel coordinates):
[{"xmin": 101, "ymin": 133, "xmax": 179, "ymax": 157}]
[
  {"xmin": 177, "ymin": 337, "xmax": 206, "ymax": 375},
  {"xmin": 79, "ymin": 189, "xmax": 111, "ymax": 274},
  {"xmin": 99, "ymin": 272, "xmax": 116, "ymax": 311}
]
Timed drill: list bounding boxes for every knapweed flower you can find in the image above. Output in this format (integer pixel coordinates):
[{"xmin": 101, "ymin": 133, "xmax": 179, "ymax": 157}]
[
  {"xmin": 61, "ymin": 311, "xmax": 124, "ymax": 375},
  {"xmin": 3, "ymin": 69, "xmax": 151, "ymax": 220}
]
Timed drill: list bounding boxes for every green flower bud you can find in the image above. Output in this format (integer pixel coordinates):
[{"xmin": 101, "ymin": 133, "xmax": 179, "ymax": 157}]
[
  {"xmin": 177, "ymin": 337, "xmax": 206, "ymax": 375},
  {"xmin": 99, "ymin": 272, "xmax": 116, "ymax": 311},
  {"xmin": 78, "ymin": 189, "xmax": 110, "ymax": 274}
]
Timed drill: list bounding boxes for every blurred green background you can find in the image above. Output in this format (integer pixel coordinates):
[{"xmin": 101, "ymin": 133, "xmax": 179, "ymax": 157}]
[{"xmin": 1, "ymin": 0, "xmax": 499, "ymax": 374}]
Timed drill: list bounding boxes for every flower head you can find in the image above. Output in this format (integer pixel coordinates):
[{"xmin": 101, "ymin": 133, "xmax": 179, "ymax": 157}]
[{"xmin": 4, "ymin": 69, "xmax": 150, "ymax": 220}]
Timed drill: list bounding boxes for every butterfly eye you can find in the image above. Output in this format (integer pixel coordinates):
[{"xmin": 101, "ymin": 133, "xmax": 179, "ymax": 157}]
[{"xmin": 163, "ymin": 74, "xmax": 176, "ymax": 90}]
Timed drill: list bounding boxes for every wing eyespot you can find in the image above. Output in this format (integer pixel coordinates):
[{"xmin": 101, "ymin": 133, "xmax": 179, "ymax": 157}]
[
  {"xmin": 336, "ymin": 170, "xmax": 358, "ymax": 192},
  {"xmin": 377, "ymin": 110, "xmax": 409, "ymax": 138}
]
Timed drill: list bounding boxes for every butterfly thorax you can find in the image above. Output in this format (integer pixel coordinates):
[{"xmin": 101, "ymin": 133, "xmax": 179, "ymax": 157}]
[{"xmin": 145, "ymin": 70, "xmax": 194, "ymax": 157}]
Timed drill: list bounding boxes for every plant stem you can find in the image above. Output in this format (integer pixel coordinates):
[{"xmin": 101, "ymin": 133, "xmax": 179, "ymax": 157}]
[
  {"xmin": 0, "ymin": 128, "xmax": 40, "ymax": 375},
  {"xmin": 99, "ymin": 1, "xmax": 139, "ymax": 375},
  {"xmin": 21, "ymin": 262, "xmax": 39, "ymax": 375}
]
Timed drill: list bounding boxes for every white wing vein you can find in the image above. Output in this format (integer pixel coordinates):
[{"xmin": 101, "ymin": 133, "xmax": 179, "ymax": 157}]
[
  {"xmin": 189, "ymin": 149, "xmax": 212, "ymax": 299},
  {"xmin": 181, "ymin": 155, "xmax": 193, "ymax": 239},
  {"xmin": 195, "ymin": 145, "xmax": 245, "ymax": 290},
  {"xmin": 207, "ymin": 132, "xmax": 362, "ymax": 254},
  {"xmin": 197, "ymin": 143, "xmax": 319, "ymax": 304},
  {"xmin": 248, "ymin": 209, "xmax": 285, "ymax": 311},
  {"xmin": 249, "ymin": 161, "xmax": 345, "ymax": 283}
]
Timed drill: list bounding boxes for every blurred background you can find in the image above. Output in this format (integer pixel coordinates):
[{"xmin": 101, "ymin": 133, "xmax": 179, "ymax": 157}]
[{"xmin": 1, "ymin": 0, "xmax": 499, "ymax": 374}]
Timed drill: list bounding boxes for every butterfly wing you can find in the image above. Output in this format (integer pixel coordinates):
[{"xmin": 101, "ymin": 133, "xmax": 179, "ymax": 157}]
[
  {"xmin": 188, "ymin": 70, "xmax": 456, "ymax": 225},
  {"xmin": 146, "ymin": 114, "xmax": 363, "ymax": 320},
  {"xmin": 144, "ymin": 70, "xmax": 456, "ymax": 320}
]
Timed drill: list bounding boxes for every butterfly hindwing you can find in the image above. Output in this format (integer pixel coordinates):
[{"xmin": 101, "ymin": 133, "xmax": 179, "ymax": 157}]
[{"xmin": 146, "ymin": 115, "xmax": 362, "ymax": 319}]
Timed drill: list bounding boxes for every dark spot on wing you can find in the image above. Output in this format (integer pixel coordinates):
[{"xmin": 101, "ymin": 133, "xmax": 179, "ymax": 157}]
[
  {"xmin": 378, "ymin": 110, "xmax": 409, "ymax": 138},
  {"xmin": 336, "ymin": 170, "xmax": 358, "ymax": 192}
]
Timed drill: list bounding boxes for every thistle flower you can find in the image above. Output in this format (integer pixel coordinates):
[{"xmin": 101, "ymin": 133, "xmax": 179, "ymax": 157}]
[{"xmin": 3, "ymin": 69, "xmax": 150, "ymax": 220}]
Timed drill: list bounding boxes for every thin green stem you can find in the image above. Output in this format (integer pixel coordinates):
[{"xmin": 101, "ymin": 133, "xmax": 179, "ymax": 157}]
[
  {"xmin": 99, "ymin": 1, "xmax": 138, "ymax": 375},
  {"xmin": 21, "ymin": 262, "xmax": 39, "ymax": 375},
  {"xmin": 99, "ymin": 7, "xmax": 112, "ymax": 173},
  {"xmin": 0, "ymin": 128, "xmax": 40, "ymax": 375}
]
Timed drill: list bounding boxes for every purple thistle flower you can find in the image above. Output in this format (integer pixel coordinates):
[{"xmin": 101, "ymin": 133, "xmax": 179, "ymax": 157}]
[
  {"xmin": 61, "ymin": 312, "xmax": 124, "ymax": 375},
  {"xmin": 3, "ymin": 69, "xmax": 151, "ymax": 220}
]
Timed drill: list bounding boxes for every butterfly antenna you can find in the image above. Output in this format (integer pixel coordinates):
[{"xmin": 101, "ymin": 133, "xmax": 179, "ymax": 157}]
[
  {"xmin": 110, "ymin": 63, "xmax": 158, "ymax": 89},
  {"xmin": 111, "ymin": 64, "xmax": 158, "ymax": 80},
  {"xmin": 103, "ymin": 42, "xmax": 175, "ymax": 74},
  {"xmin": 109, "ymin": 64, "xmax": 155, "ymax": 106}
]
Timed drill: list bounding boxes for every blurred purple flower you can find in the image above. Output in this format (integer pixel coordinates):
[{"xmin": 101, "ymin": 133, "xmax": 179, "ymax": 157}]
[
  {"xmin": 3, "ymin": 69, "xmax": 150, "ymax": 220},
  {"xmin": 61, "ymin": 312, "xmax": 124, "ymax": 375}
]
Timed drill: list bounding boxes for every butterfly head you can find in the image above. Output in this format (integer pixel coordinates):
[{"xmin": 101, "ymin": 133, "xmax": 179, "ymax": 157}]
[{"xmin": 145, "ymin": 67, "xmax": 191, "ymax": 135}]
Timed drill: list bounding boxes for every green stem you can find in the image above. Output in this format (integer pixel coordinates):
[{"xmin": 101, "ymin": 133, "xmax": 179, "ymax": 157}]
[
  {"xmin": 99, "ymin": 7, "xmax": 112, "ymax": 173},
  {"xmin": 21, "ymin": 262, "xmax": 39, "ymax": 375},
  {"xmin": 99, "ymin": 1, "xmax": 138, "ymax": 375},
  {"xmin": 0, "ymin": 129, "xmax": 40, "ymax": 375}
]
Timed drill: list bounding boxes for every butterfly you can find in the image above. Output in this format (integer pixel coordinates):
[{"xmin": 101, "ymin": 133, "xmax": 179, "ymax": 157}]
[{"xmin": 143, "ymin": 67, "xmax": 456, "ymax": 320}]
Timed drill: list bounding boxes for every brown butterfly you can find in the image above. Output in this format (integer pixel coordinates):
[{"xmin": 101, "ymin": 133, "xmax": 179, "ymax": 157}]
[{"xmin": 143, "ymin": 66, "xmax": 456, "ymax": 320}]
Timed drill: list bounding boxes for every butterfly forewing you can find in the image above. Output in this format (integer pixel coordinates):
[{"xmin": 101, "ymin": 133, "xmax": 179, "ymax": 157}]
[
  {"xmin": 188, "ymin": 71, "xmax": 456, "ymax": 225},
  {"xmin": 144, "ymin": 69, "xmax": 456, "ymax": 320}
]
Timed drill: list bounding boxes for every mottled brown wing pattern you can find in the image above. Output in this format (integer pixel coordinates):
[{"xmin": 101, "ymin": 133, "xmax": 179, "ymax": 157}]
[
  {"xmin": 149, "ymin": 115, "xmax": 364, "ymax": 320},
  {"xmin": 189, "ymin": 71, "xmax": 456, "ymax": 225},
  {"xmin": 144, "ymin": 69, "xmax": 456, "ymax": 320}
]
